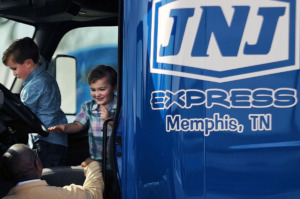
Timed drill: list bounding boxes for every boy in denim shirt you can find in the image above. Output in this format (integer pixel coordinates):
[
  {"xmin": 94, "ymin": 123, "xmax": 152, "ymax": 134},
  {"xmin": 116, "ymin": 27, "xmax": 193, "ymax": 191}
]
[
  {"xmin": 2, "ymin": 37, "xmax": 68, "ymax": 168},
  {"xmin": 48, "ymin": 65, "xmax": 117, "ymax": 162}
]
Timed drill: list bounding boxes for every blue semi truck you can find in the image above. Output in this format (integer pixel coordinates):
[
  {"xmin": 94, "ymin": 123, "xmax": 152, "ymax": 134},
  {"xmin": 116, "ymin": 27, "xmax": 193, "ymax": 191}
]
[{"xmin": 0, "ymin": 0, "xmax": 299, "ymax": 198}]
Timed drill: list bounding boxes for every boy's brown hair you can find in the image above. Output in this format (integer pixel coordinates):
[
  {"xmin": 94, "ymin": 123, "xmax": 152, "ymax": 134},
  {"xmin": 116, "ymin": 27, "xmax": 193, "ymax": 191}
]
[
  {"xmin": 88, "ymin": 65, "xmax": 117, "ymax": 87},
  {"xmin": 2, "ymin": 37, "xmax": 40, "ymax": 66}
]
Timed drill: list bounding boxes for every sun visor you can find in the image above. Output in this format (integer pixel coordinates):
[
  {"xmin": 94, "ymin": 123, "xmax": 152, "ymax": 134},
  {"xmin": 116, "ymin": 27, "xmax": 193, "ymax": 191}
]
[
  {"xmin": 0, "ymin": 0, "xmax": 49, "ymax": 10},
  {"xmin": 0, "ymin": 0, "xmax": 31, "ymax": 9}
]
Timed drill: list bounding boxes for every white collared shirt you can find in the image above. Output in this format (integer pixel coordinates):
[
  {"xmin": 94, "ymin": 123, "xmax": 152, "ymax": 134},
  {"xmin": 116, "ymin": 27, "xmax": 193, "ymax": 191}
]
[{"xmin": 16, "ymin": 179, "xmax": 41, "ymax": 186}]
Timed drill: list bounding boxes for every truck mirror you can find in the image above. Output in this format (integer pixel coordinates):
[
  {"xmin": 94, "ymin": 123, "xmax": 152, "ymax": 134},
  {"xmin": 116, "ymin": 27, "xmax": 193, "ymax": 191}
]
[{"xmin": 55, "ymin": 55, "xmax": 77, "ymax": 115}]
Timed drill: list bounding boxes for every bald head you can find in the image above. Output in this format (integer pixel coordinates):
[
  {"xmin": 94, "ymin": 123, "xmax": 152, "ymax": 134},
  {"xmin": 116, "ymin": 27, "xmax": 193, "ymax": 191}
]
[{"xmin": 3, "ymin": 144, "xmax": 42, "ymax": 183}]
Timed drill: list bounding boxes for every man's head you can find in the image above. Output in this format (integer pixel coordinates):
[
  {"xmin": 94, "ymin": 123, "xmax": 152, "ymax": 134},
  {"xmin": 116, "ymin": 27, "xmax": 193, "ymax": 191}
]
[
  {"xmin": 88, "ymin": 65, "xmax": 117, "ymax": 107},
  {"xmin": 2, "ymin": 37, "xmax": 40, "ymax": 82},
  {"xmin": 2, "ymin": 144, "xmax": 43, "ymax": 184}
]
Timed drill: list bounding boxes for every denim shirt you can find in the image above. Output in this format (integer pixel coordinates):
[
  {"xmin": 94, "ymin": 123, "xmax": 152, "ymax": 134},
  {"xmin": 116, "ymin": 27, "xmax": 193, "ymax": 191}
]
[{"xmin": 21, "ymin": 66, "xmax": 68, "ymax": 147}]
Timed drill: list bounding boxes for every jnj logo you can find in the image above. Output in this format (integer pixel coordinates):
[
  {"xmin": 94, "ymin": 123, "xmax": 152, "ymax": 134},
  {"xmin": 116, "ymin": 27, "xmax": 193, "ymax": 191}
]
[{"xmin": 150, "ymin": 0, "xmax": 299, "ymax": 82}]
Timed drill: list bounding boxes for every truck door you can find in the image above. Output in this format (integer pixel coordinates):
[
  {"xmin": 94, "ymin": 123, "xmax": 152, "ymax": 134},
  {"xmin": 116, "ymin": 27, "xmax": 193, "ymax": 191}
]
[
  {"xmin": 119, "ymin": 0, "xmax": 300, "ymax": 198},
  {"xmin": 119, "ymin": 1, "xmax": 206, "ymax": 198}
]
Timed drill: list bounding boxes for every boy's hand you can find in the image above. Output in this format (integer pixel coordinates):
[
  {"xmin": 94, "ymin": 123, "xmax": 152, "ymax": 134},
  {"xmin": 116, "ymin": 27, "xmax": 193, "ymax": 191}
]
[
  {"xmin": 81, "ymin": 158, "xmax": 95, "ymax": 167},
  {"xmin": 48, "ymin": 125, "xmax": 65, "ymax": 133},
  {"xmin": 100, "ymin": 105, "xmax": 110, "ymax": 120}
]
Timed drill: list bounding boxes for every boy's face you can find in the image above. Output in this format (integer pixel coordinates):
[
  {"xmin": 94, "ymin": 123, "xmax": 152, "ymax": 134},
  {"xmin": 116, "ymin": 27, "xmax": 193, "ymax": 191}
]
[
  {"xmin": 6, "ymin": 57, "xmax": 32, "ymax": 82},
  {"xmin": 90, "ymin": 77, "xmax": 116, "ymax": 107}
]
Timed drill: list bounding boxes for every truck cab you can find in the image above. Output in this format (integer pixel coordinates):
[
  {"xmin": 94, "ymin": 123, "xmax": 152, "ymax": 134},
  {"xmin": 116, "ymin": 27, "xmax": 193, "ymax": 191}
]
[
  {"xmin": 0, "ymin": 0, "xmax": 300, "ymax": 199},
  {"xmin": 0, "ymin": 0, "xmax": 119, "ymax": 198}
]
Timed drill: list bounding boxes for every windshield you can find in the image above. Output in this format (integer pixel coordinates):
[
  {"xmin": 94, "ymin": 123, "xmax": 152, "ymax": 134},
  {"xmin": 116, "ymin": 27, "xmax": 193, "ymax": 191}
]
[
  {"xmin": 53, "ymin": 26, "xmax": 118, "ymax": 115},
  {"xmin": 0, "ymin": 18, "xmax": 35, "ymax": 88}
]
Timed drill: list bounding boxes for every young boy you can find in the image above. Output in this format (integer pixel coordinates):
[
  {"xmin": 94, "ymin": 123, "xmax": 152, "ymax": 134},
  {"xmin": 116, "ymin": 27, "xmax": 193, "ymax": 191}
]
[
  {"xmin": 2, "ymin": 37, "xmax": 68, "ymax": 168},
  {"xmin": 48, "ymin": 65, "xmax": 117, "ymax": 162}
]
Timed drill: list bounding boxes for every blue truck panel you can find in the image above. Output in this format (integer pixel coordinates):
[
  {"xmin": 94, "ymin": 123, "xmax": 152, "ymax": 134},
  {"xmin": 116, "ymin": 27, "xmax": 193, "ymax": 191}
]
[{"xmin": 119, "ymin": 0, "xmax": 300, "ymax": 198}]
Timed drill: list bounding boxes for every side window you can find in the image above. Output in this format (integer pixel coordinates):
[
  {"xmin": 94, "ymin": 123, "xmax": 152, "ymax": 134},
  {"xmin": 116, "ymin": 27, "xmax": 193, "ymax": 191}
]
[
  {"xmin": 0, "ymin": 18, "xmax": 35, "ymax": 89},
  {"xmin": 52, "ymin": 26, "xmax": 118, "ymax": 117}
]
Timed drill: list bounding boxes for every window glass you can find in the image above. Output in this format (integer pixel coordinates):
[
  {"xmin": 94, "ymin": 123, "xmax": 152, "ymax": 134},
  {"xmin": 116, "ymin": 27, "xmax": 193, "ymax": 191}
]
[
  {"xmin": 53, "ymin": 26, "xmax": 118, "ymax": 115},
  {"xmin": 0, "ymin": 18, "xmax": 35, "ymax": 88}
]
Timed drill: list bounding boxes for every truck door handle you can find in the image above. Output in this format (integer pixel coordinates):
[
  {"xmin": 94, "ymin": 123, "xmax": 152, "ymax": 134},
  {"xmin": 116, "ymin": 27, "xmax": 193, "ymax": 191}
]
[{"xmin": 102, "ymin": 116, "xmax": 114, "ymax": 197}]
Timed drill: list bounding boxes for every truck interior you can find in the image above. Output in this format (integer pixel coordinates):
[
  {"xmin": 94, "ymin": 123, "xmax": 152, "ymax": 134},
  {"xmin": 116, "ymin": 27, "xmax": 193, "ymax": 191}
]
[{"xmin": 0, "ymin": 0, "xmax": 121, "ymax": 198}]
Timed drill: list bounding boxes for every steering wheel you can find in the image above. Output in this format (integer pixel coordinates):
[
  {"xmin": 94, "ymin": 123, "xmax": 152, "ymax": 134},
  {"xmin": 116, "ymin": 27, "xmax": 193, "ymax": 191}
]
[{"xmin": 0, "ymin": 83, "xmax": 49, "ymax": 137}]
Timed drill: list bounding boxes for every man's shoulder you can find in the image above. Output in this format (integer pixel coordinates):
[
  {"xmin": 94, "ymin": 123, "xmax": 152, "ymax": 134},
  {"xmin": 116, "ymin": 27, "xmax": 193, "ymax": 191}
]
[{"xmin": 3, "ymin": 181, "xmax": 49, "ymax": 199}]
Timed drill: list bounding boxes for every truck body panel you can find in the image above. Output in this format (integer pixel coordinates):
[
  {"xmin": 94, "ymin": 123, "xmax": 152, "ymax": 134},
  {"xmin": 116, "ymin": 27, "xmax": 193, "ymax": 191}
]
[
  {"xmin": 119, "ymin": 0, "xmax": 300, "ymax": 198},
  {"xmin": 0, "ymin": 0, "xmax": 299, "ymax": 198}
]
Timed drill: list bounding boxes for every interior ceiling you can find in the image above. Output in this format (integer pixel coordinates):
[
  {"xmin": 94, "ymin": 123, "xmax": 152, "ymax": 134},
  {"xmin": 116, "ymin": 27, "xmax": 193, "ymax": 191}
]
[{"xmin": 0, "ymin": 0, "xmax": 119, "ymax": 25}]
